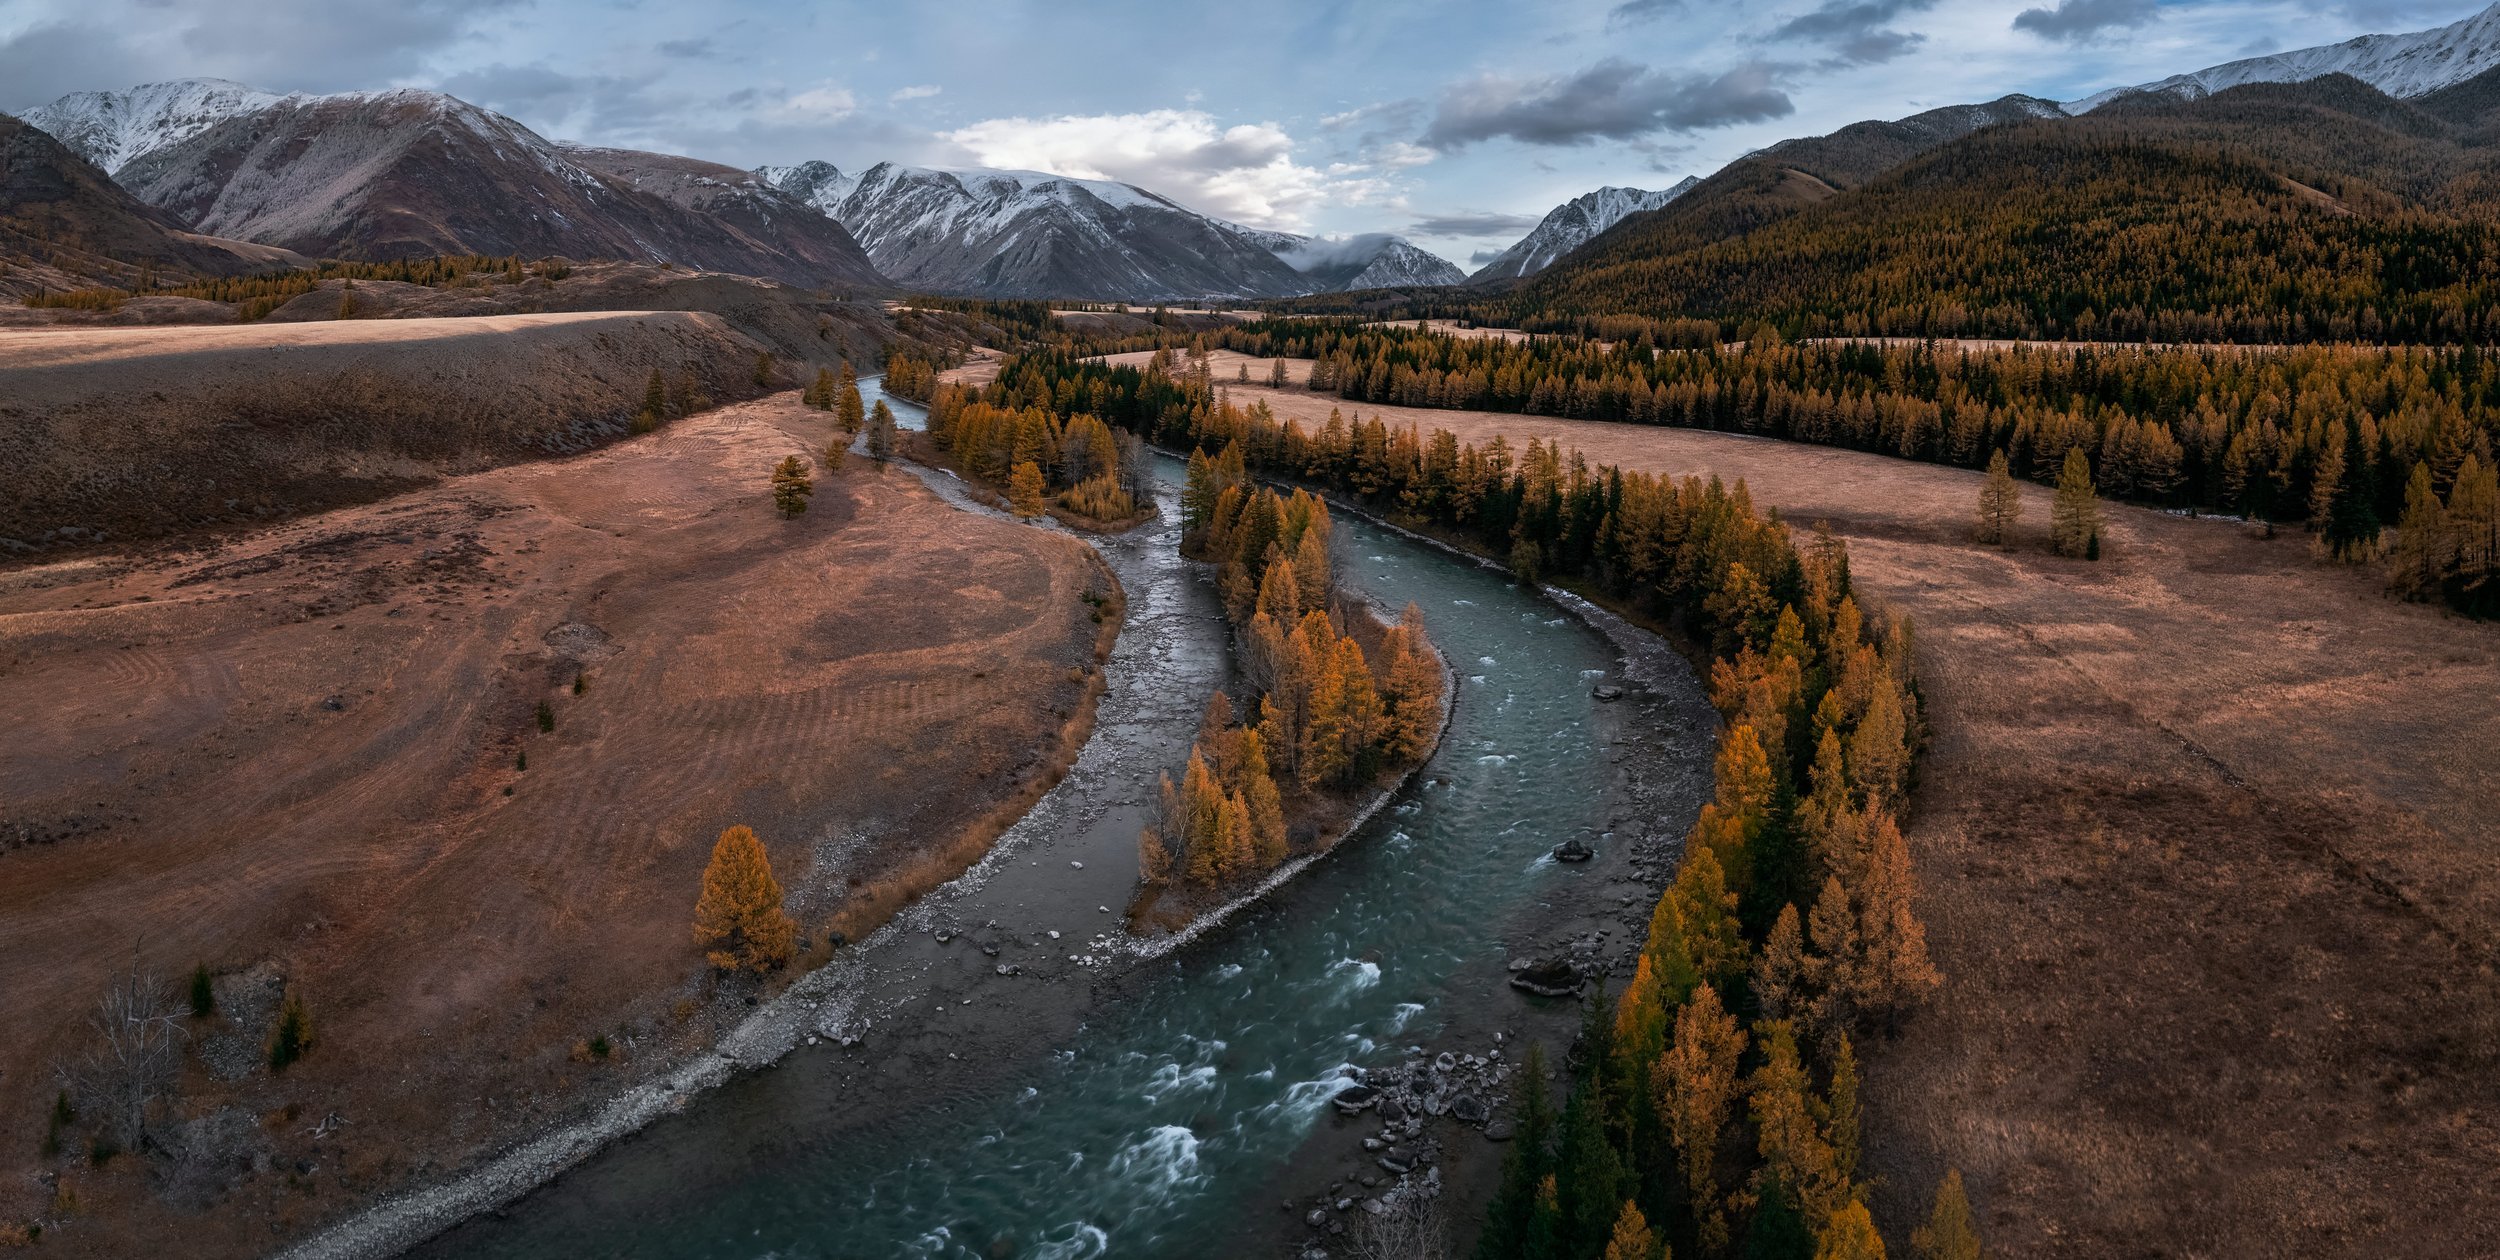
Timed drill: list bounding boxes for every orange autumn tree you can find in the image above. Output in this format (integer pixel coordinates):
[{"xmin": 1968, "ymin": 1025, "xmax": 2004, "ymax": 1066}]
[{"xmin": 692, "ymin": 824, "xmax": 796, "ymax": 972}]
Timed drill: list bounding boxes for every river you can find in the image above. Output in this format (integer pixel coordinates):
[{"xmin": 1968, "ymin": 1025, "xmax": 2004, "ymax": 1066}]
[{"xmin": 411, "ymin": 379, "xmax": 1709, "ymax": 1259}]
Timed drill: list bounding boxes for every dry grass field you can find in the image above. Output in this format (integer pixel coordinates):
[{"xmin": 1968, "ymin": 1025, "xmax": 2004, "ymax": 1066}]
[
  {"xmin": 0, "ymin": 392, "xmax": 1112, "ymax": 1255},
  {"xmin": 1151, "ymin": 371, "xmax": 2500, "ymax": 1258}
]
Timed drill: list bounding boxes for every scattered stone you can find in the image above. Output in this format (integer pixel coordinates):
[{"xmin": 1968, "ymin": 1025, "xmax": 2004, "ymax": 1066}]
[
  {"xmin": 1484, "ymin": 1119, "xmax": 1515, "ymax": 1142},
  {"xmin": 1551, "ymin": 836, "xmax": 1596, "ymax": 862},
  {"xmin": 1070, "ymin": 860, "xmax": 1084, "ymax": 869},
  {"xmin": 1592, "ymin": 684, "xmax": 1624, "ymax": 702},
  {"xmin": 1378, "ymin": 1097, "xmax": 1408, "ymax": 1123},
  {"xmin": 1451, "ymin": 1095, "xmax": 1490, "ymax": 1124},
  {"xmin": 1332, "ymin": 1086, "xmax": 1379, "ymax": 1114}
]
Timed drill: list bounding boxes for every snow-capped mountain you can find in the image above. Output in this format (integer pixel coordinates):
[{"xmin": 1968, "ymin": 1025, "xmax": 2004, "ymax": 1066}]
[
  {"xmin": 2068, "ymin": 1, "xmax": 2500, "ymax": 111},
  {"xmin": 761, "ymin": 160, "xmax": 1314, "ymax": 300},
  {"xmin": 1468, "ymin": 181, "xmax": 1700, "ymax": 284},
  {"xmin": 1272, "ymin": 233, "xmax": 1467, "ymax": 290},
  {"xmin": 106, "ymin": 88, "xmax": 882, "ymax": 288},
  {"xmin": 0, "ymin": 112, "xmax": 288, "ymax": 297},
  {"xmin": 764, "ymin": 160, "xmax": 1463, "ymax": 299},
  {"xmin": 21, "ymin": 78, "xmax": 282, "ymax": 175}
]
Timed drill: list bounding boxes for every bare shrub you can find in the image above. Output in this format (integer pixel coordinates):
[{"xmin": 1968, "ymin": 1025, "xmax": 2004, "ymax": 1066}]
[
  {"xmin": 1353, "ymin": 1182, "xmax": 1451, "ymax": 1260},
  {"xmin": 60, "ymin": 958, "xmax": 185, "ymax": 1153}
]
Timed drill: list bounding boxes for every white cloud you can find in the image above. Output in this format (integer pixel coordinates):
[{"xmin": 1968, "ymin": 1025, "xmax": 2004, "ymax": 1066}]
[
  {"xmin": 941, "ymin": 107, "xmax": 1359, "ymax": 229},
  {"xmin": 889, "ymin": 83, "xmax": 941, "ymax": 103},
  {"xmin": 776, "ymin": 84, "xmax": 857, "ymax": 121}
]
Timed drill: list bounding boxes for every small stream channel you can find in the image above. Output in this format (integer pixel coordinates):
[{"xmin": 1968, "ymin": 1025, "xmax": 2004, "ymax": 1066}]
[{"xmin": 412, "ymin": 380, "xmax": 1711, "ymax": 1259}]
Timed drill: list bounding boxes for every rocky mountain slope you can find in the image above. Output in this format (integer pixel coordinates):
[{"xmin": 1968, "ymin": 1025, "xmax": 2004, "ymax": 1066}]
[
  {"xmin": 1273, "ymin": 232, "xmax": 1467, "ymax": 290},
  {"xmin": 0, "ymin": 112, "xmax": 286, "ymax": 296},
  {"xmin": 13, "ymin": 84, "xmax": 887, "ymax": 290},
  {"xmin": 2069, "ymin": 0, "xmax": 2500, "ymax": 111},
  {"xmin": 20, "ymin": 78, "xmax": 281, "ymax": 175},
  {"xmin": 763, "ymin": 160, "xmax": 1312, "ymax": 300},
  {"xmin": 1467, "ymin": 181, "xmax": 1700, "ymax": 284}
]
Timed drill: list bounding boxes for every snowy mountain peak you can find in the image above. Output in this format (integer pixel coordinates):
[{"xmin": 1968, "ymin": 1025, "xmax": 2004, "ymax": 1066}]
[
  {"xmin": 22, "ymin": 78, "xmax": 284, "ymax": 174},
  {"xmin": 1468, "ymin": 179, "xmax": 1700, "ymax": 284},
  {"xmin": 1272, "ymin": 233, "xmax": 1466, "ymax": 290},
  {"xmin": 2067, "ymin": 1, "xmax": 2500, "ymax": 111}
]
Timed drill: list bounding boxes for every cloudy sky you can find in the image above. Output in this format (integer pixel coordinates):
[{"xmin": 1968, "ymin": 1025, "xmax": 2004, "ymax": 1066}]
[{"xmin": 0, "ymin": 0, "xmax": 2485, "ymax": 265}]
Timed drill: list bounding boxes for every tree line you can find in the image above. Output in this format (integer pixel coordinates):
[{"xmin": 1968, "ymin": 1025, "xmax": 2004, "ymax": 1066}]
[
  {"xmin": 983, "ymin": 348, "xmax": 1968, "ymax": 1257},
  {"xmin": 1146, "ymin": 325, "xmax": 2498, "ymax": 614},
  {"xmin": 925, "ymin": 388, "xmax": 1154, "ymax": 523}
]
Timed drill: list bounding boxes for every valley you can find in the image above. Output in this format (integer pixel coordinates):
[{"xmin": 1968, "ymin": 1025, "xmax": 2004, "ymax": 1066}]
[{"xmin": 9, "ymin": 3, "xmax": 2500, "ymax": 1258}]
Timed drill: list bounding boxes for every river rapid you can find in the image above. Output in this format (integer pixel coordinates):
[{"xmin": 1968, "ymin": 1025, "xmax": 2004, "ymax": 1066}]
[{"xmin": 412, "ymin": 381, "xmax": 1712, "ymax": 1259}]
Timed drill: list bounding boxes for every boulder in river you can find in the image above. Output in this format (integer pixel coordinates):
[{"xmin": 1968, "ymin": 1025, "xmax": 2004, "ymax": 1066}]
[
  {"xmin": 1551, "ymin": 836, "xmax": 1596, "ymax": 862},
  {"xmin": 1591, "ymin": 684, "xmax": 1624, "ymax": 702},
  {"xmin": 1508, "ymin": 958, "xmax": 1582, "ymax": 998},
  {"xmin": 1332, "ymin": 1085, "xmax": 1379, "ymax": 1114}
]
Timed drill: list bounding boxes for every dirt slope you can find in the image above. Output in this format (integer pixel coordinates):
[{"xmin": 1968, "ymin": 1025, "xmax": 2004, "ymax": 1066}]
[
  {"xmin": 0, "ymin": 393, "xmax": 1111, "ymax": 1255},
  {"xmin": 1162, "ymin": 368, "xmax": 2500, "ymax": 1258},
  {"xmin": 0, "ymin": 312, "xmax": 770, "ymax": 550}
]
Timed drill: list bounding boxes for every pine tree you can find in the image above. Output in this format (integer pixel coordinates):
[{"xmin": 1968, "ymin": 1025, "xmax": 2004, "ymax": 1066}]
[
  {"xmin": 808, "ymin": 367, "xmax": 836, "ymax": 410},
  {"xmin": 1479, "ymin": 1042, "xmax": 1559, "ymax": 1260},
  {"xmin": 189, "ymin": 964, "xmax": 215, "ymax": 1018},
  {"xmin": 1975, "ymin": 449, "xmax": 2021, "ymax": 546},
  {"xmin": 822, "ymin": 435, "xmax": 848, "ymax": 475},
  {"xmin": 2050, "ymin": 447, "xmax": 2100, "ymax": 559},
  {"xmin": 1010, "ymin": 460, "xmax": 1047, "ymax": 518},
  {"xmin": 1911, "ymin": 1169, "xmax": 1981, "ymax": 1260},
  {"xmin": 771, "ymin": 454, "xmax": 815, "ymax": 517},
  {"xmin": 268, "ymin": 989, "xmax": 315, "ymax": 1071},
  {"xmin": 644, "ymin": 367, "xmax": 668, "ymax": 419},
  {"xmin": 868, "ymin": 399, "xmax": 898, "ymax": 463},
  {"xmin": 692, "ymin": 824, "xmax": 796, "ymax": 972}
]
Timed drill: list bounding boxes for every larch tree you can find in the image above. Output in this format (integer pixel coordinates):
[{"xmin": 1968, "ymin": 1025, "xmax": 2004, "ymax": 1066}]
[
  {"xmin": 867, "ymin": 399, "xmax": 898, "ymax": 463},
  {"xmin": 1975, "ymin": 449, "xmax": 2022, "ymax": 546},
  {"xmin": 692, "ymin": 825, "xmax": 796, "ymax": 972},
  {"xmin": 1009, "ymin": 460, "xmax": 1047, "ymax": 518},
  {"xmin": 1827, "ymin": 1035, "xmax": 1862, "ymax": 1185},
  {"xmin": 837, "ymin": 364, "xmax": 865, "ymax": 435},
  {"xmin": 1753, "ymin": 901, "xmax": 1809, "ymax": 1022},
  {"xmin": 1239, "ymin": 728, "xmax": 1288, "ymax": 868},
  {"xmin": 1601, "ymin": 1200, "xmax": 1663, "ymax": 1260},
  {"xmin": 1750, "ymin": 1020, "xmax": 1845, "ymax": 1231},
  {"xmin": 2389, "ymin": 461, "xmax": 2451, "ymax": 599},
  {"xmin": 1856, "ymin": 809, "xmax": 1941, "ymax": 1022},
  {"xmin": 1911, "ymin": 1169, "xmax": 1982, "ymax": 1260},
  {"xmin": 1656, "ymin": 981, "xmax": 1746, "ymax": 1255},
  {"xmin": 2050, "ymin": 446, "xmax": 2101, "ymax": 558},
  {"xmin": 1848, "ymin": 676, "xmax": 1909, "ymax": 810},
  {"xmin": 771, "ymin": 455, "xmax": 815, "ymax": 517},
  {"xmin": 1815, "ymin": 1201, "xmax": 1890, "ymax": 1260}
]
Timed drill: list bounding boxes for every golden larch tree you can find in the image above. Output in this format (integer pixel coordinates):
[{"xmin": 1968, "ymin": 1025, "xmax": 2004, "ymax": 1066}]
[
  {"xmin": 1975, "ymin": 448, "xmax": 2022, "ymax": 546},
  {"xmin": 2050, "ymin": 446, "xmax": 2101, "ymax": 558},
  {"xmin": 692, "ymin": 824, "xmax": 796, "ymax": 972},
  {"xmin": 1912, "ymin": 1169, "xmax": 1982, "ymax": 1260},
  {"xmin": 1009, "ymin": 460, "xmax": 1047, "ymax": 518}
]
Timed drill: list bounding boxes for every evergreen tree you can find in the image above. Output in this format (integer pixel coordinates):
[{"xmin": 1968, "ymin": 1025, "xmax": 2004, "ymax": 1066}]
[
  {"xmin": 1479, "ymin": 1043, "xmax": 1559, "ymax": 1260},
  {"xmin": 822, "ymin": 435, "xmax": 848, "ymax": 475},
  {"xmin": 644, "ymin": 367, "xmax": 668, "ymax": 419},
  {"xmin": 692, "ymin": 824, "xmax": 796, "ymax": 972},
  {"xmin": 771, "ymin": 455, "xmax": 814, "ymax": 517},
  {"xmin": 1910, "ymin": 1170, "xmax": 1981, "ymax": 1260},
  {"xmin": 189, "ymin": 964, "xmax": 215, "ymax": 1018},
  {"xmin": 1974, "ymin": 450, "xmax": 2021, "ymax": 547},
  {"xmin": 1240, "ymin": 729, "xmax": 1288, "ymax": 868},
  {"xmin": 268, "ymin": 988, "xmax": 314, "ymax": 1071},
  {"xmin": 1010, "ymin": 460, "xmax": 1047, "ymax": 518},
  {"xmin": 1855, "ymin": 810, "xmax": 1940, "ymax": 1024},
  {"xmin": 1826, "ymin": 1037, "xmax": 1861, "ymax": 1187},
  {"xmin": 2050, "ymin": 447, "xmax": 2100, "ymax": 559},
  {"xmin": 2389, "ymin": 461, "xmax": 2452, "ymax": 599}
]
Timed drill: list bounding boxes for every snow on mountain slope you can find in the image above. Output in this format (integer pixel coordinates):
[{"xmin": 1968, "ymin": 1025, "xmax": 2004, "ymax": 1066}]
[
  {"xmin": 111, "ymin": 90, "xmax": 883, "ymax": 288},
  {"xmin": 22, "ymin": 79, "xmax": 283, "ymax": 175},
  {"xmin": 762, "ymin": 160, "xmax": 1311, "ymax": 300},
  {"xmin": 1467, "ymin": 181, "xmax": 1699, "ymax": 284},
  {"xmin": 2068, "ymin": 1, "xmax": 2500, "ymax": 111},
  {"xmin": 1272, "ymin": 233, "xmax": 1466, "ymax": 290}
]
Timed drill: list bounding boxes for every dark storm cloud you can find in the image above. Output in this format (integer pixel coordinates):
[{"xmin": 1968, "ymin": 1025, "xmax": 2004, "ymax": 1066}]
[
  {"xmin": 1768, "ymin": 0, "xmax": 1937, "ymax": 65},
  {"xmin": 0, "ymin": 0, "xmax": 520, "ymax": 110},
  {"xmin": 1468, "ymin": 247, "xmax": 1506, "ymax": 264},
  {"xmin": 2012, "ymin": 0, "xmax": 2161, "ymax": 41},
  {"xmin": 1410, "ymin": 210, "xmax": 1544, "ymax": 236},
  {"xmin": 1420, "ymin": 58, "xmax": 1792, "ymax": 150}
]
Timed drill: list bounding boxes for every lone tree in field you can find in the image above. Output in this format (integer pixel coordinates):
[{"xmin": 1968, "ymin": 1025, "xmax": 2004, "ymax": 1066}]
[
  {"xmin": 771, "ymin": 455, "xmax": 815, "ymax": 517},
  {"xmin": 66, "ymin": 958, "xmax": 186, "ymax": 1152},
  {"xmin": 2051, "ymin": 447, "xmax": 2102, "ymax": 558},
  {"xmin": 1975, "ymin": 449, "xmax": 2021, "ymax": 546},
  {"xmin": 867, "ymin": 399, "xmax": 898, "ymax": 463},
  {"xmin": 1010, "ymin": 460, "xmax": 1046, "ymax": 518},
  {"xmin": 692, "ymin": 825, "xmax": 796, "ymax": 972}
]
